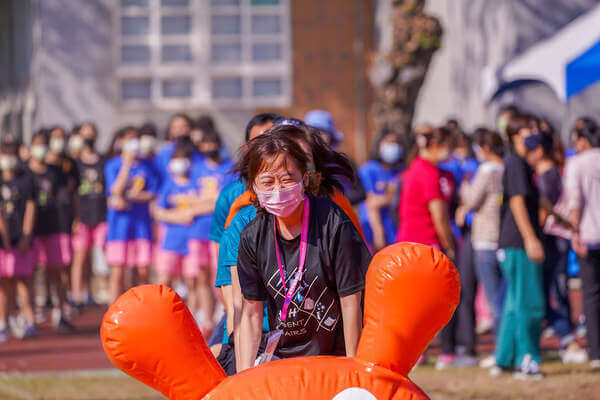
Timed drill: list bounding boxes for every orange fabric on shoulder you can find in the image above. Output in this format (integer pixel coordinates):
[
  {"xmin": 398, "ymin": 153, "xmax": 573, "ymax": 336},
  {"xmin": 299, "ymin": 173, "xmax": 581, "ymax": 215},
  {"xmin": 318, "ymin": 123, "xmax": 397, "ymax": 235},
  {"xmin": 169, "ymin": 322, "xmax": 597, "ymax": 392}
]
[
  {"xmin": 330, "ymin": 188, "xmax": 366, "ymax": 243},
  {"xmin": 224, "ymin": 188, "xmax": 365, "ymax": 243},
  {"xmin": 224, "ymin": 190, "xmax": 255, "ymax": 229}
]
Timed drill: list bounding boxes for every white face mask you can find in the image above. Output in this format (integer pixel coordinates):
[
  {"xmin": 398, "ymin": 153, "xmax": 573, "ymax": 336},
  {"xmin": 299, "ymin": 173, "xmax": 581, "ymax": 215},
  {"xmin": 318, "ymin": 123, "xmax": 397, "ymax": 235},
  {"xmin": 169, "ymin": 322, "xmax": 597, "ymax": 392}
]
[
  {"xmin": 0, "ymin": 155, "xmax": 17, "ymax": 171},
  {"xmin": 31, "ymin": 144, "xmax": 48, "ymax": 161},
  {"xmin": 254, "ymin": 181, "xmax": 305, "ymax": 217},
  {"xmin": 68, "ymin": 135, "xmax": 85, "ymax": 153},
  {"xmin": 122, "ymin": 138, "xmax": 140, "ymax": 156},
  {"xmin": 168, "ymin": 158, "xmax": 190, "ymax": 175},
  {"xmin": 139, "ymin": 136, "xmax": 156, "ymax": 156},
  {"xmin": 50, "ymin": 137, "xmax": 65, "ymax": 153},
  {"xmin": 380, "ymin": 142, "xmax": 403, "ymax": 164}
]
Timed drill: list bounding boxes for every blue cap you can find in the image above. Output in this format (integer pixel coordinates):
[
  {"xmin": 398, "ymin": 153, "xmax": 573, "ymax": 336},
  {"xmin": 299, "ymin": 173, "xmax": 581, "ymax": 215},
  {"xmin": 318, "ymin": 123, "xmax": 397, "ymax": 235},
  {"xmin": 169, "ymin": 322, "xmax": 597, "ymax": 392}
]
[{"xmin": 304, "ymin": 110, "xmax": 344, "ymax": 144}]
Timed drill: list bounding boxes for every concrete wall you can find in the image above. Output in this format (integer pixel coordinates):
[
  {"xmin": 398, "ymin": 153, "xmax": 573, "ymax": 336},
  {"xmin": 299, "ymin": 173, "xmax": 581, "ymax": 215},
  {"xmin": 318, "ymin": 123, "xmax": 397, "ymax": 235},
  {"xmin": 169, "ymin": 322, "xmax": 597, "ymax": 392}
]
[{"xmin": 414, "ymin": 0, "xmax": 600, "ymax": 140}]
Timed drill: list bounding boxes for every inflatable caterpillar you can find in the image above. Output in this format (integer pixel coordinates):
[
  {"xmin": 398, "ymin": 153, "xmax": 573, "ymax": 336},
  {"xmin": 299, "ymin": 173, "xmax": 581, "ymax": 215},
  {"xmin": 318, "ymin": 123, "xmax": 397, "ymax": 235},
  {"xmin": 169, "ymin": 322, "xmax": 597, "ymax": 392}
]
[{"xmin": 101, "ymin": 242, "xmax": 460, "ymax": 400}]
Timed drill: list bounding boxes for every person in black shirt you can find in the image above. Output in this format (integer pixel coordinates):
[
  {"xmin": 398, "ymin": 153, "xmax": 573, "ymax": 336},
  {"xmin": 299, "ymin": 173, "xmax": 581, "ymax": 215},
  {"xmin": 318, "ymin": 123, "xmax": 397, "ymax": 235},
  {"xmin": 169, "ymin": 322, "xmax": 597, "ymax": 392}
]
[
  {"xmin": 0, "ymin": 141, "xmax": 37, "ymax": 340},
  {"xmin": 29, "ymin": 131, "xmax": 74, "ymax": 332},
  {"xmin": 236, "ymin": 130, "xmax": 370, "ymax": 371},
  {"xmin": 71, "ymin": 124, "xmax": 107, "ymax": 307},
  {"xmin": 495, "ymin": 115, "xmax": 545, "ymax": 379}
]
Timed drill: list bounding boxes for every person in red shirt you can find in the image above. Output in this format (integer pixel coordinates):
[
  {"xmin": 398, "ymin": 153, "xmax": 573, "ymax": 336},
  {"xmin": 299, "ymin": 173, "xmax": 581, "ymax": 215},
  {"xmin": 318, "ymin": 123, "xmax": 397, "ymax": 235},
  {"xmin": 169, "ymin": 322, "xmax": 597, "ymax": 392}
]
[{"xmin": 398, "ymin": 127, "xmax": 455, "ymax": 259}]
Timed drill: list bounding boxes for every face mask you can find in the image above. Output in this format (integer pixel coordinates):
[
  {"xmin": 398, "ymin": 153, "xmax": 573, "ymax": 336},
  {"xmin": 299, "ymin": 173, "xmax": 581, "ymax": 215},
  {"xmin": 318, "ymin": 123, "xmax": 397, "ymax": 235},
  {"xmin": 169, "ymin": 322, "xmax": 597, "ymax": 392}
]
[
  {"xmin": 123, "ymin": 138, "xmax": 140, "ymax": 155},
  {"xmin": 168, "ymin": 158, "xmax": 190, "ymax": 175},
  {"xmin": 0, "ymin": 155, "xmax": 17, "ymax": 171},
  {"xmin": 139, "ymin": 136, "xmax": 156, "ymax": 156},
  {"xmin": 31, "ymin": 144, "xmax": 48, "ymax": 161},
  {"xmin": 380, "ymin": 142, "xmax": 403, "ymax": 164},
  {"xmin": 497, "ymin": 115, "xmax": 508, "ymax": 135},
  {"xmin": 255, "ymin": 181, "xmax": 304, "ymax": 217},
  {"xmin": 68, "ymin": 135, "xmax": 85, "ymax": 153},
  {"xmin": 524, "ymin": 133, "xmax": 541, "ymax": 151},
  {"xmin": 306, "ymin": 162, "xmax": 315, "ymax": 172},
  {"xmin": 84, "ymin": 137, "xmax": 96, "ymax": 149},
  {"xmin": 50, "ymin": 137, "xmax": 65, "ymax": 153}
]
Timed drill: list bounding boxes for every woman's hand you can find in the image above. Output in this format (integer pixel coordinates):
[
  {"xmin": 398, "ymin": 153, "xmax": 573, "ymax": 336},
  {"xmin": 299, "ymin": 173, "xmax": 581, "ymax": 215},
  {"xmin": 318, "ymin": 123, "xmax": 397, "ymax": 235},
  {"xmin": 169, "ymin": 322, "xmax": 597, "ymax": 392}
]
[
  {"xmin": 524, "ymin": 235, "xmax": 545, "ymax": 264},
  {"xmin": 572, "ymin": 233, "xmax": 588, "ymax": 257}
]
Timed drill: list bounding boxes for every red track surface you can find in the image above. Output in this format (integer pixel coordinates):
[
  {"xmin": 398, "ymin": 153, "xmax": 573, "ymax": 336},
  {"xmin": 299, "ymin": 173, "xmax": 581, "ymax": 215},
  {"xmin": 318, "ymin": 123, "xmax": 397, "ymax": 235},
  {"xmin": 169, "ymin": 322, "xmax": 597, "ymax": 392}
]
[
  {"xmin": 0, "ymin": 288, "xmax": 584, "ymax": 373},
  {"xmin": 0, "ymin": 306, "xmax": 112, "ymax": 373}
]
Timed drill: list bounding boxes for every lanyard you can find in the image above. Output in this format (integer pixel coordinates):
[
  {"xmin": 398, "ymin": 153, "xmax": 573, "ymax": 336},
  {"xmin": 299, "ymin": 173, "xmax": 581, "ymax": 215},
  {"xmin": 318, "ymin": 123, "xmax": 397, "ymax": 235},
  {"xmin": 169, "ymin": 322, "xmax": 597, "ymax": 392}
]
[{"xmin": 273, "ymin": 195, "xmax": 310, "ymax": 323}]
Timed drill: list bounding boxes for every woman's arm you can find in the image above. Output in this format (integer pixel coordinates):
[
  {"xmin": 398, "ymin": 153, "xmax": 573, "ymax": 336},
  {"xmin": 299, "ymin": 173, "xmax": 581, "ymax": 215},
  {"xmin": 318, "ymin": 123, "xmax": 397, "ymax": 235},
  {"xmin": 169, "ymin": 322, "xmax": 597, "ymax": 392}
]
[
  {"xmin": 19, "ymin": 200, "xmax": 36, "ymax": 252},
  {"xmin": 237, "ymin": 298, "xmax": 263, "ymax": 372},
  {"xmin": 365, "ymin": 193, "xmax": 387, "ymax": 251},
  {"xmin": 230, "ymin": 266, "xmax": 244, "ymax": 370},
  {"xmin": 428, "ymin": 198, "xmax": 455, "ymax": 259},
  {"xmin": 153, "ymin": 205, "xmax": 194, "ymax": 225},
  {"xmin": 340, "ymin": 291, "xmax": 362, "ymax": 357},
  {"xmin": 459, "ymin": 171, "xmax": 488, "ymax": 212},
  {"xmin": 110, "ymin": 157, "xmax": 133, "ymax": 197},
  {"xmin": 509, "ymin": 195, "xmax": 544, "ymax": 263}
]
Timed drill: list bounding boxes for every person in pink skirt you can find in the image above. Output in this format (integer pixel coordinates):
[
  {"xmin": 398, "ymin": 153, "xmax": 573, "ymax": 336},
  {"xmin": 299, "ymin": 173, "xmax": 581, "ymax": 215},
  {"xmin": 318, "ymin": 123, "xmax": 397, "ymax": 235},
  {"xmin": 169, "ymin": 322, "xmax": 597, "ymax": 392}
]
[
  {"xmin": 104, "ymin": 127, "xmax": 158, "ymax": 303},
  {"xmin": 0, "ymin": 140, "xmax": 37, "ymax": 340},
  {"xmin": 71, "ymin": 123, "xmax": 107, "ymax": 308},
  {"xmin": 28, "ymin": 130, "xmax": 74, "ymax": 332}
]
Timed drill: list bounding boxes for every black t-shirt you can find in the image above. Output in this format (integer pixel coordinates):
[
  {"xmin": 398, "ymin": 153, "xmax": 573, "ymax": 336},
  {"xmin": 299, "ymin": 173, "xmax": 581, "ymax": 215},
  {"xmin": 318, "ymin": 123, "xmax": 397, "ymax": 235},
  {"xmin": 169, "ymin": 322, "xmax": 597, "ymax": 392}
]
[
  {"xmin": 30, "ymin": 165, "xmax": 62, "ymax": 236},
  {"xmin": 55, "ymin": 157, "xmax": 80, "ymax": 233},
  {"xmin": 237, "ymin": 195, "xmax": 371, "ymax": 359},
  {"xmin": 537, "ymin": 166, "xmax": 562, "ymax": 206},
  {"xmin": 0, "ymin": 172, "xmax": 34, "ymax": 246},
  {"xmin": 499, "ymin": 153, "xmax": 541, "ymax": 249},
  {"xmin": 76, "ymin": 158, "xmax": 107, "ymax": 226}
]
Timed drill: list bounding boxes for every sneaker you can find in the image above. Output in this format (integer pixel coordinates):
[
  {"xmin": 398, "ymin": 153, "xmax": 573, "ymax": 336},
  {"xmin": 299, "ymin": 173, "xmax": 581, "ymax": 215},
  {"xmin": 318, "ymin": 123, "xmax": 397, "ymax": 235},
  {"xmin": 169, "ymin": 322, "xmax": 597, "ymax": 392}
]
[
  {"xmin": 476, "ymin": 319, "xmax": 494, "ymax": 335},
  {"xmin": 480, "ymin": 354, "xmax": 496, "ymax": 369},
  {"xmin": 435, "ymin": 354, "xmax": 455, "ymax": 371},
  {"xmin": 56, "ymin": 317, "xmax": 76, "ymax": 333},
  {"xmin": 560, "ymin": 347, "xmax": 589, "ymax": 364},
  {"xmin": 542, "ymin": 327, "xmax": 556, "ymax": 339},
  {"xmin": 35, "ymin": 308, "xmax": 46, "ymax": 324},
  {"xmin": 590, "ymin": 359, "xmax": 600, "ymax": 370},
  {"xmin": 513, "ymin": 354, "xmax": 544, "ymax": 380},
  {"xmin": 0, "ymin": 328, "xmax": 10, "ymax": 343},
  {"xmin": 22, "ymin": 324, "xmax": 38, "ymax": 339},
  {"xmin": 8, "ymin": 315, "xmax": 24, "ymax": 339},
  {"xmin": 453, "ymin": 354, "xmax": 478, "ymax": 368}
]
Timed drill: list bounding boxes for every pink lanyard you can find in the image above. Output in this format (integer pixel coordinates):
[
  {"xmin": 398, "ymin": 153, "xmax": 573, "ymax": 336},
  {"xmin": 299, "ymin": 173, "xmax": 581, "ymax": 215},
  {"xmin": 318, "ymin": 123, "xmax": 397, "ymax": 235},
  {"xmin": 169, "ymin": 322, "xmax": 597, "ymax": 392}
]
[{"xmin": 273, "ymin": 195, "xmax": 310, "ymax": 323}]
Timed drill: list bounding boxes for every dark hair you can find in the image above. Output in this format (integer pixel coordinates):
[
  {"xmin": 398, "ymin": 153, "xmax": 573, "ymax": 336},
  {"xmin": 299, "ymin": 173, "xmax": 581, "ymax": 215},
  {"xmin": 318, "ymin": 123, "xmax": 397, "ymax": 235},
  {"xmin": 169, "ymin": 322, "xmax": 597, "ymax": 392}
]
[
  {"xmin": 167, "ymin": 113, "xmax": 192, "ymax": 139},
  {"xmin": 199, "ymin": 128, "xmax": 222, "ymax": 147},
  {"xmin": 499, "ymin": 104, "xmax": 519, "ymax": 115},
  {"xmin": 71, "ymin": 124, "xmax": 82, "ymax": 135},
  {"xmin": 236, "ymin": 130, "xmax": 309, "ymax": 204},
  {"xmin": 0, "ymin": 135, "xmax": 18, "ymax": 154},
  {"xmin": 139, "ymin": 122, "xmax": 158, "ymax": 137},
  {"xmin": 172, "ymin": 136, "xmax": 195, "ymax": 159},
  {"xmin": 278, "ymin": 124, "xmax": 356, "ymax": 196},
  {"xmin": 477, "ymin": 130, "xmax": 505, "ymax": 157},
  {"xmin": 406, "ymin": 126, "xmax": 453, "ymax": 165},
  {"xmin": 245, "ymin": 113, "xmax": 281, "ymax": 141},
  {"xmin": 31, "ymin": 128, "xmax": 50, "ymax": 145},
  {"xmin": 196, "ymin": 115, "xmax": 216, "ymax": 132},
  {"xmin": 574, "ymin": 119, "xmax": 600, "ymax": 148},
  {"xmin": 506, "ymin": 115, "xmax": 531, "ymax": 142}
]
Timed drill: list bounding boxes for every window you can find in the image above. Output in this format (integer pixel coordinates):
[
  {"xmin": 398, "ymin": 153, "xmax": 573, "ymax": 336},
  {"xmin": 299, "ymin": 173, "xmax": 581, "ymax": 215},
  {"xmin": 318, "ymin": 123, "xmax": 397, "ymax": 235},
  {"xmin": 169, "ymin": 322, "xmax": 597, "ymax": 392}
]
[{"xmin": 117, "ymin": 0, "xmax": 291, "ymax": 107}]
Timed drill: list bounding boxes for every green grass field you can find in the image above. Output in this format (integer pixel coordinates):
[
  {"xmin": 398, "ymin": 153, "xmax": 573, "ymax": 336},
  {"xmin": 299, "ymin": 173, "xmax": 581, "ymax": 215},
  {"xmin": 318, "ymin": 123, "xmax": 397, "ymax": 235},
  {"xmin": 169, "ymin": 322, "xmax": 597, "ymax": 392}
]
[{"xmin": 0, "ymin": 361, "xmax": 598, "ymax": 400}]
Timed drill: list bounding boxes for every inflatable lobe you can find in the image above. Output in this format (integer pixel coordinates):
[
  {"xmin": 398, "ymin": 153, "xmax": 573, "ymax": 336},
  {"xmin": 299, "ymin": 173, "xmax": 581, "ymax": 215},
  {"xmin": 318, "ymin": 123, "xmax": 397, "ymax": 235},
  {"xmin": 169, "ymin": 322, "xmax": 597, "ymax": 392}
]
[
  {"xmin": 100, "ymin": 285, "xmax": 226, "ymax": 400},
  {"xmin": 356, "ymin": 242, "xmax": 460, "ymax": 376}
]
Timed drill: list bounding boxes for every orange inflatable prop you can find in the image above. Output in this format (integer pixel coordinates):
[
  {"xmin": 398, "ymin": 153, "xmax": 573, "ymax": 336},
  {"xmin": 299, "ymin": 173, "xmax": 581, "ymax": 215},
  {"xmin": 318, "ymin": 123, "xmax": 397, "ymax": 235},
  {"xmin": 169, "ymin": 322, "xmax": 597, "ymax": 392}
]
[{"xmin": 101, "ymin": 242, "xmax": 460, "ymax": 400}]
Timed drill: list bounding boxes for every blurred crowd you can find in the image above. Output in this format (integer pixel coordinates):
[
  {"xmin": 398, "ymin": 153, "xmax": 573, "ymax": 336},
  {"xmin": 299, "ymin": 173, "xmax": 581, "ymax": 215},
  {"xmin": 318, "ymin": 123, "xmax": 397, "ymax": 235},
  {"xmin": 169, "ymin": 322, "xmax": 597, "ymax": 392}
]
[{"xmin": 0, "ymin": 106, "xmax": 598, "ymax": 381}]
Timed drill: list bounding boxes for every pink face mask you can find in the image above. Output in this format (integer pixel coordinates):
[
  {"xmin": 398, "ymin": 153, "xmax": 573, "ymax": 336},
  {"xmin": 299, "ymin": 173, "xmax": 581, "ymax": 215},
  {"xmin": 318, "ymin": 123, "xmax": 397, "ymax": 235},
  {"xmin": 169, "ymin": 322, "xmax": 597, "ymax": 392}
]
[{"xmin": 255, "ymin": 181, "xmax": 305, "ymax": 217}]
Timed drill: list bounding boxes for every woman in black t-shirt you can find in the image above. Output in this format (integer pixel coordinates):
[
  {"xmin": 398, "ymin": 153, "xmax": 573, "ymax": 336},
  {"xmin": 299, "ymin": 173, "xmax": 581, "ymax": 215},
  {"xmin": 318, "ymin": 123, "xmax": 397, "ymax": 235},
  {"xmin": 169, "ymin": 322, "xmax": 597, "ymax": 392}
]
[
  {"xmin": 28, "ymin": 131, "xmax": 74, "ymax": 332},
  {"xmin": 0, "ymin": 141, "xmax": 37, "ymax": 340},
  {"xmin": 71, "ymin": 124, "xmax": 107, "ymax": 307},
  {"xmin": 236, "ymin": 130, "xmax": 371, "ymax": 371}
]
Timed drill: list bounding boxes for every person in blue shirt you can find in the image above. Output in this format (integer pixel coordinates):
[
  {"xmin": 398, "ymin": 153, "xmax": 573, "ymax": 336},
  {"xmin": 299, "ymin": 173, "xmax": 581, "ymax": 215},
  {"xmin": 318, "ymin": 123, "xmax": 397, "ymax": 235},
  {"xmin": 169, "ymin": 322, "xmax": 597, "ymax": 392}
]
[
  {"xmin": 358, "ymin": 131, "xmax": 404, "ymax": 251},
  {"xmin": 153, "ymin": 142, "xmax": 202, "ymax": 311},
  {"xmin": 206, "ymin": 114, "xmax": 278, "ymax": 342},
  {"xmin": 187, "ymin": 128, "xmax": 236, "ymax": 333},
  {"xmin": 104, "ymin": 127, "xmax": 158, "ymax": 303},
  {"xmin": 154, "ymin": 113, "xmax": 194, "ymax": 185}
]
